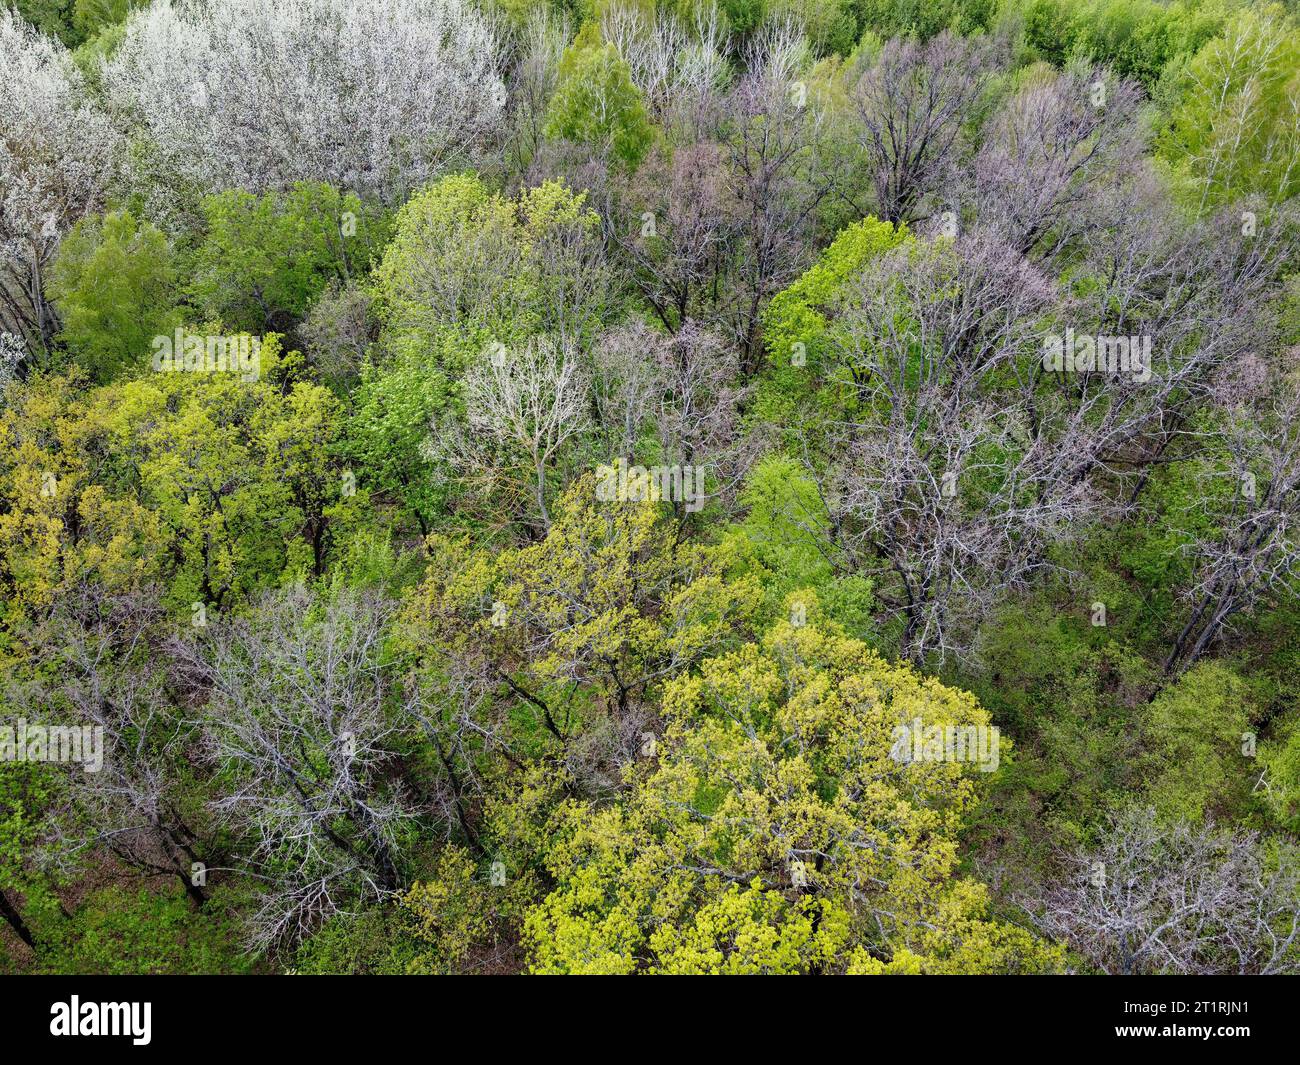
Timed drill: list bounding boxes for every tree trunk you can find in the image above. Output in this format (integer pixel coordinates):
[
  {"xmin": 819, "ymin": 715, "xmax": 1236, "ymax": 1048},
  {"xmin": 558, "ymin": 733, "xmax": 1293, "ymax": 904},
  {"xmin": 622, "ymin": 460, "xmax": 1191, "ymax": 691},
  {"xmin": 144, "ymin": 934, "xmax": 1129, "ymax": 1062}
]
[{"xmin": 0, "ymin": 888, "xmax": 37, "ymax": 950}]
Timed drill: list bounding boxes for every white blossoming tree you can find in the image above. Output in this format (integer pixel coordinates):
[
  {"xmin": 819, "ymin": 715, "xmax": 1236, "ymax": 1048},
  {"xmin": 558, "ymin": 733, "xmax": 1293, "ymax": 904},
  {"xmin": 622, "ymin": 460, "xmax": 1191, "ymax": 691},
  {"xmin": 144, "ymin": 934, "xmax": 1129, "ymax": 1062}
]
[
  {"xmin": 0, "ymin": 9, "xmax": 118, "ymax": 359},
  {"xmin": 104, "ymin": 0, "xmax": 507, "ymax": 205}
]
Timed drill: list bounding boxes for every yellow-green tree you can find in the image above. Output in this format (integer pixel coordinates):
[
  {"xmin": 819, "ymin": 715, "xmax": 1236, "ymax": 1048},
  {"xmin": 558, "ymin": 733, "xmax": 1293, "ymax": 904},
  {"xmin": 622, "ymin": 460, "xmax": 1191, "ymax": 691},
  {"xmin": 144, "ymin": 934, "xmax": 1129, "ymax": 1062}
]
[
  {"xmin": 396, "ymin": 474, "xmax": 763, "ymax": 909},
  {"xmin": 404, "ymin": 473, "xmax": 762, "ymax": 750},
  {"xmin": 1161, "ymin": 4, "xmax": 1300, "ymax": 210},
  {"xmin": 0, "ymin": 339, "xmax": 362, "ymax": 650},
  {"xmin": 0, "ymin": 369, "xmax": 160, "ymax": 650},
  {"xmin": 524, "ymin": 610, "xmax": 1062, "ymax": 973}
]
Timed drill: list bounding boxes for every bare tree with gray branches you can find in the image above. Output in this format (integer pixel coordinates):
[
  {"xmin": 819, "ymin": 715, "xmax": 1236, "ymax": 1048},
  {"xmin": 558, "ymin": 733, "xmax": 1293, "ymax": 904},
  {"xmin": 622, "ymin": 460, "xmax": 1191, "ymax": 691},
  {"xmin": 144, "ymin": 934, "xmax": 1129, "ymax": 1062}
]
[
  {"xmin": 827, "ymin": 234, "xmax": 1084, "ymax": 663},
  {"xmin": 720, "ymin": 21, "xmax": 834, "ymax": 377},
  {"xmin": 173, "ymin": 585, "xmax": 417, "ymax": 949},
  {"xmin": 1029, "ymin": 806, "xmax": 1300, "ymax": 975},
  {"xmin": 851, "ymin": 31, "xmax": 994, "ymax": 226},
  {"xmin": 966, "ymin": 64, "xmax": 1146, "ymax": 265},
  {"xmin": 452, "ymin": 335, "xmax": 592, "ymax": 531},
  {"xmin": 25, "ymin": 586, "xmax": 213, "ymax": 907},
  {"xmin": 1164, "ymin": 361, "xmax": 1300, "ymax": 673}
]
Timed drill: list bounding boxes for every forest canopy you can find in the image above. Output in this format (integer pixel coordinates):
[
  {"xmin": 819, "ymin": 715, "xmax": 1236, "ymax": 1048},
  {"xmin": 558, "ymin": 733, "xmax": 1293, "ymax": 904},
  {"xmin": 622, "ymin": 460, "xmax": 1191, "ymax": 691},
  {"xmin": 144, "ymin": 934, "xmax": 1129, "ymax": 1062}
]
[{"xmin": 2, "ymin": 0, "xmax": 1300, "ymax": 976}]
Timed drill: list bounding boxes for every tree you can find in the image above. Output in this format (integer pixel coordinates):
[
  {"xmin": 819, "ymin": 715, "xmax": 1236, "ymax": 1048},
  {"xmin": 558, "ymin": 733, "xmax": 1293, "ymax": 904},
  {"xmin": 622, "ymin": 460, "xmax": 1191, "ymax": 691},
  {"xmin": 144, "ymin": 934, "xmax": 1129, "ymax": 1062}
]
[
  {"xmin": 1162, "ymin": 362, "xmax": 1300, "ymax": 673},
  {"xmin": 453, "ymin": 335, "xmax": 591, "ymax": 530},
  {"xmin": 966, "ymin": 63, "xmax": 1146, "ymax": 264},
  {"xmin": 526, "ymin": 613, "xmax": 1061, "ymax": 973},
  {"xmin": 1160, "ymin": 5, "xmax": 1300, "ymax": 211},
  {"xmin": 851, "ymin": 31, "xmax": 992, "ymax": 226},
  {"xmin": 188, "ymin": 183, "xmax": 391, "ymax": 336},
  {"xmin": 370, "ymin": 175, "xmax": 608, "ymax": 362},
  {"xmin": 1030, "ymin": 805, "xmax": 1300, "ymax": 974},
  {"xmin": 591, "ymin": 319, "xmax": 750, "ymax": 508},
  {"xmin": 104, "ymin": 0, "xmax": 505, "ymax": 204},
  {"xmin": 0, "ymin": 369, "xmax": 161, "ymax": 645},
  {"xmin": 298, "ymin": 281, "xmax": 377, "ymax": 390},
  {"xmin": 396, "ymin": 473, "xmax": 763, "ymax": 867},
  {"xmin": 719, "ymin": 20, "xmax": 835, "ymax": 376},
  {"xmin": 173, "ymin": 585, "xmax": 419, "ymax": 949},
  {"xmin": 500, "ymin": 8, "xmax": 570, "ymax": 177},
  {"xmin": 0, "ymin": 340, "xmax": 356, "ymax": 638},
  {"xmin": 48, "ymin": 210, "xmax": 179, "ymax": 382},
  {"xmin": 400, "ymin": 846, "xmax": 514, "ymax": 974},
  {"xmin": 762, "ymin": 184, "xmax": 1299, "ymax": 664},
  {"xmin": 405, "ymin": 472, "xmax": 762, "ymax": 744},
  {"xmin": 352, "ymin": 175, "xmax": 612, "ymax": 533},
  {"xmin": 1023, "ymin": 0, "xmax": 1227, "ymax": 88},
  {"xmin": 9, "ymin": 1, "xmax": 78, "ymax": 44},
  {"xmin": 544, "ymin": 21, "xmax": 656, "ymax": 170},
  {"xmin": 733, "ymin": 454, "xmax": 878, "ymax": 634},
  {"xmin": 24, "ymin": 585, "xmax": 216, "ymax": 909},
  {"xmin": 855, "ymin": 0, "xmax": 997, "ymax": 41},
  {"xmin": 70, "ymin": 0, "xmax": 135, "ymax": 36},
  {"xmin": 756, "ymin": 212, "xmax": 907, "ymax": 431},
  {"xmin": 0, "ymin": 8, "xmax": 117, "ymax": 360},
  {"xmin": 821, "ymin": 234, "xmax": 1083, "ymax": 663},
  {"xmin": 598, "ymin": 1, "xmax": 727, "ymax": 133},
  {"xmin": 612, "ymin": 141, "xmax": 742, "ymax": 335},
  {"xmin": 103, "ymin": 341, "xmax": 347, "ymax": 608}
]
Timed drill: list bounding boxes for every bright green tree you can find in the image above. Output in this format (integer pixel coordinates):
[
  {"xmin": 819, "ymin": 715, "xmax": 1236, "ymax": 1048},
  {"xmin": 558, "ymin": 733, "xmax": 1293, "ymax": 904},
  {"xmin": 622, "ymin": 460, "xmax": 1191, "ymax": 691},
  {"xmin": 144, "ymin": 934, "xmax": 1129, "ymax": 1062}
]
[
  {"xmin": 1161, "ymin": 4, "xmax": 1300, "ymax": 209},
  {"xmin": 1142, "ymin": 661, "xmax": 1255, "ymax": 821},
  {"xmin": 544, "ymin": 22, "xmax": 655, "ymax": 169},
  {"xmin": 49, "ymin": 210, "xmax": 180, "ymax": 382},
  {"xmin": 189, "ymin": 182, "xmax": 390, "ymax": 333},
  {"xmin": 397, "ymin": 474, "xmax": 764, "ymax": 901},
  {"xmin": 752, "ymin": 214, "xmax": 907, "ymax": 433}
]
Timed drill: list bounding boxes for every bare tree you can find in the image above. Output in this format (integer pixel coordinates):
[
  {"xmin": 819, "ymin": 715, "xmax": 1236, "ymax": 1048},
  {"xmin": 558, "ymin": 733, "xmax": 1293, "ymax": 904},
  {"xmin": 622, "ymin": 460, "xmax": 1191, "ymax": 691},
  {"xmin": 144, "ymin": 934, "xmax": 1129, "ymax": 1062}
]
[
  {"xmin": 828, "ymin": 234, "xmax": 1084, "ymax": 663},
  {"xmin": 613, "ymin": 141, "xmax": 741, "ymax": 335},
  {"xmin": 533, "ymin": 200, "xmax": 618, "ymax": 353},
  {"xmin": 501, "ymin": 8, "xmax": 570, "ymax": 177},
  {"xmin": 721, "ymin": 22, "xmax": 834, "ymax": 377},
  {"xmin": 21, "ymin": 586, "xmax": 213, "ymax": 906},
  {"xmin": 173, "ymin": 586, "xmax": 417, "ymax": 949},
  {"xmin": 590, "ymin": 322, "xmax": 661, "ymax": 460},
  {"xmin": 600, "ymin": 0, "xmax": 727, "ymax": 134},
  {"xmin": 1062, "ymin": 191, "xmax": 1300, "ymax": 503},
  {"xmin": 299, "ymin": 281, "xmax": 376, "ymax": 387},
  {"xmin": 1029, "ymin": 806, "xmax": 1300, "ymax": 975},
  {"xmin": 1161, "ymin": 5, "xmax": 1300, "ymax": 213},
  {"xmin": 592, "ymin": 320, "xmax": 752, "ymax": 508},
  {"xmin": 966, "ymin": 64, "xmax": 1145, "ymax": 265},
  {"xmin": 1164, "ymin": 361, "xmax": 1300, "ymax": 673},
  {"xmin": 0, "ymin": 333, "xmax": 24, "ymax": 395},
  {"xmin": 448, "ymin": 335, "xmax": 592, "ymax": 530},
  {"xmin": 851, "ymin": 31, "xmax": 993, "ymax": 226}
]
